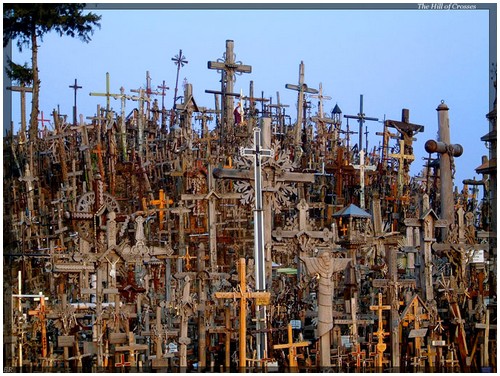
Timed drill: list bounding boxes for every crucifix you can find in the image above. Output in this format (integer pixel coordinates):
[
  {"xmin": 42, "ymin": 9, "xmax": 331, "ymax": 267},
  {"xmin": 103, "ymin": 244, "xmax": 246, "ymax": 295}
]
[
  {"xmin": 285, "ymin": 61, "xmax": 318, "ymax": 157},
  {"xmin": 69, "ymin": 79, "xmax": 82, "ymax": 126},
  {"xmin": 240, "ymin": 125, "xmax": 274, "ymax": 360},
  {"xmin": 208, "ymin": 40, "xmax": 251, "ymax": 141},
  {"xmin": 214, "ymin": 258, "xmax": 270, "ymax": 371},
  {"xmin": 273, "ymin": 323, "xmax": 310, "ymax": 370},
  {"xmin": 351, "ymin": 150, "xmax": 377, "ymax": 209},
  {"xmin": 26, "ymin": 293, "xmax": 50, "ymax": 360},
  {"xmin": 344, "ymin": 94, "xmax": 379, "ymax": 155}
]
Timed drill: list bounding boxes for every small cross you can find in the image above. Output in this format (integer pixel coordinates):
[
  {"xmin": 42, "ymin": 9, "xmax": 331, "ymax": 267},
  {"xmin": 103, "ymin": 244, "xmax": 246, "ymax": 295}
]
[{"xmin": 273, "ymin": 323, "xmax": 310, "ymax": 369}]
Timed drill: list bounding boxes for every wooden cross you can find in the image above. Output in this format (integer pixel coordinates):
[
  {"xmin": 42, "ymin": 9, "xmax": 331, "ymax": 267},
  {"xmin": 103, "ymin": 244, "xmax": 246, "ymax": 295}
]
[
  {"xmin": 69, "ymin": 78, "xmax": 83, "ymax": 126},
  {"xmin": 130, "ymin": 87, "xmax": 151, "ymax": 156},
  {"xmin": 351, "ymin": 150, "xmax": 377, "ymax": 209},
  {"xmin": 27, "ymin": 293, "xmax": 50, "ymax": 359},
  {"xmin": 7, "ymin": 84, "xmax": 33, "ymax": 144},
  {"xmin": 208, "ymin": 40, "xmax": 251, "ymax": 138},
  {"xmin": 115, "ymin": 331, "xmax": 148, "ymax": 367},
  {"xmin": 37, "ymin": 111, "xmax": 51, "ymax": 138},
  {"xmin": 114, "ymin": 353, "xmax": 131, "ymax": 369},
  {"xmin": 149, "ymin": 189, "xmax": 172, "ymax": 231},
  {"xmin": 214, "ymin": 258, "xmax": 270, "ymax": 370},
  {"xmin": 90, "ymin": 72, "xmax": 112, "ymax": 113},
  {"xmin": 310, "ymin": 82, "xmax": 331, "ymax": 119},
  {"xmin": 157, "ymin": 80, "xmax": 170, "ymax": 130},
  {"xmin": 389, "ymin": 139, "xmax": 415, "ymax": 195},
  {"xmin": 385, "ymin": 108, "xmax": 424, "ymax": 147},
  {"xmin": 350, "ymin": 343, "xmax": 365, "ymax": 369},
  {"xmin": 344, "ymin": 94, "xmax": 379, "ymax": 154},
  {"xmin": 400, "ymin": 295, "xmax": 430, "ymax": 368},
  {"xmin": 285, "ymin": 61, "xmax": 318, "ymax": 148},
  {"xmin": 273, "ymin": 323, "xmax": 310, "ymax": 369},
  {"xmin": 111, "ymin": 86, "xmax": 132, "ymax": 161},
  {"xmin": 369, "ymin": 293, "xmax": 391, "ymax": 369}
]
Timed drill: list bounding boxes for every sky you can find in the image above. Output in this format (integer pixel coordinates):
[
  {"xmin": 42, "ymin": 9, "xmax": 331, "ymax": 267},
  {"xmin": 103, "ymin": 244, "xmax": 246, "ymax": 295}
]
[{"xmin": 4, "ymin": 3, "xmax": 495, "ymax": 188}]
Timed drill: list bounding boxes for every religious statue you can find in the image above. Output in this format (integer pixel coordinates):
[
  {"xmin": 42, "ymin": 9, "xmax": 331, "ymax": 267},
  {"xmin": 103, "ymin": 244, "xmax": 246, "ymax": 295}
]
[{"xmin": 300, "ymin": 250, "xmax": 351, "ymax": 367}]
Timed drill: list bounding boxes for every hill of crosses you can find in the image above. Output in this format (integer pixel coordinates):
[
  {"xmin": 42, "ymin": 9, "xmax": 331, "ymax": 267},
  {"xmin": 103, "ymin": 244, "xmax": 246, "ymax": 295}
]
[{"xmin": 4, "ymin": 39, "xmax": 497, "ymax": 372}]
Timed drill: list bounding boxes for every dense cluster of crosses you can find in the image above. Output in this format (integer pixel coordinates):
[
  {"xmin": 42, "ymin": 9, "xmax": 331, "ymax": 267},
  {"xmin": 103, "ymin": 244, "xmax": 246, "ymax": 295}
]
[{"xmin": 3, "ymin": 40, "xmax": 496, "ymax": 372}]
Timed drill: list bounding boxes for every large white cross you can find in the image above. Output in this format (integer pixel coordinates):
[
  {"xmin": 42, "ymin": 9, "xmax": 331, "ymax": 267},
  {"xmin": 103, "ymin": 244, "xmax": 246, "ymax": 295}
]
[
  {"xmin": 240, "ymin": 125, "xmax": 274, "ymax": 361},
  {"xmin": 352, "ymin": 150, "xmax": 376, "ymax": 209}
]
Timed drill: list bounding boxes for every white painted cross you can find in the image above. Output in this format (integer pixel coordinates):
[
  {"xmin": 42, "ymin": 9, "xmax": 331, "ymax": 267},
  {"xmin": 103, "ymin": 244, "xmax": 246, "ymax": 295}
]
[
  {"xmin": 352, "ymin": 150, "xmax": 376, "ymax": 209},
  {"xmin": 240, "ymin": 126, "xmax": 274, "ymax": 361}
]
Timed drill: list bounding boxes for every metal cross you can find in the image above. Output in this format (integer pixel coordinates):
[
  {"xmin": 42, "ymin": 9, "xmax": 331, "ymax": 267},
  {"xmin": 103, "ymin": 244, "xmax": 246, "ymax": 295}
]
[
  {"xmin": 344, "ymin": 95, "xmax": 379, "ymax": 155},
  {"xmin": 171, "ymin": 49, "xmax": 188, "ymax": 128},
  {"xmin": 69, "ymin": 78, "xmax": 82, "ymax": 126},
  {"xmin": 240, "ymin": 125, "xmax": 274, "ymax": 361}
]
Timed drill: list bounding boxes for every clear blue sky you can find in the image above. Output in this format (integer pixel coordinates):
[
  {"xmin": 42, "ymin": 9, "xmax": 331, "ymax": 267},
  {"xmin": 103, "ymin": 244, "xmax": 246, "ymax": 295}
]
[{"xmin": 6, "ymin": 3, "xmax": 494, "ymax": 187}]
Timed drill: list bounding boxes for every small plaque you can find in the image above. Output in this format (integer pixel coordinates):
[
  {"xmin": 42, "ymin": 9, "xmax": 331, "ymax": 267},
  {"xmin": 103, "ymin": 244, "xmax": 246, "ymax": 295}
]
[
  {"xmin": 58, "ymin": 335, "xmax": 75, "ymax": 347},
  {"xmin": 109, "ymin": 332, "xmax": 127, "ymax": 344},
  {"xmin": 290, "ymin": 320, "xmax": 302, "ymax": 329},
  {"xmin": 472, "ymin": 250, "xmax": 484, "ymax": 263},
  {"xmin": 432, "ymin": 340, "xmax": 446, "ymax": 346},
  {"xmin": 408, "ymin": 328, "xmax": 428, "ymax": 338},
  {"xmin": 152, "ymin": 358, "xmax": 169, "ymax": 369},
  {"xmin": 84, "ymin": 341, "xmax": 97, "ymax": 355}
]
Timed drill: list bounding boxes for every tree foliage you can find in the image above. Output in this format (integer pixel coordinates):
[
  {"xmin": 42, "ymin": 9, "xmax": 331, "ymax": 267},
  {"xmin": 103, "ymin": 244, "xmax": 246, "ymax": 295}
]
[
  {"xmin": 3, "ymin": 4, "xmax": 101, "ymax": 140},
  {"xmin": 5, "ymin": 57, "xmax": 33, "ymax": 86},
  {"xmin": 3, "ymin": 4, "xmax": 101, "ymax": 49}
]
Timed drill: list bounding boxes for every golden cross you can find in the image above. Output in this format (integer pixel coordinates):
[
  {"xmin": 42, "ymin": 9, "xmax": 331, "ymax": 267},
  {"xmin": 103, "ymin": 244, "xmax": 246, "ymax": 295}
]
[
  {"xmin": 214, "ymin": 258, "xmax": 270, "ymax": 370},
  {"xmin": 369, "ymin": 293, "xmax": 391, "ymax": 368},
  {"xmin": 273, "ymin": 323, "xmax": 310, "ymax": 369}
]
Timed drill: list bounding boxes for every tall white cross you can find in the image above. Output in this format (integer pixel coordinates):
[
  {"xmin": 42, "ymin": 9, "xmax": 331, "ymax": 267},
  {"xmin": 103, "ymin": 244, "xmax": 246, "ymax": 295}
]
[
  {"xmin": 240, "ymin": 125, "xmax": 274, "ymax": 360},
  {"xmin": 352, "ymin": 150, "xmax": 376, "ymax": 209}
]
